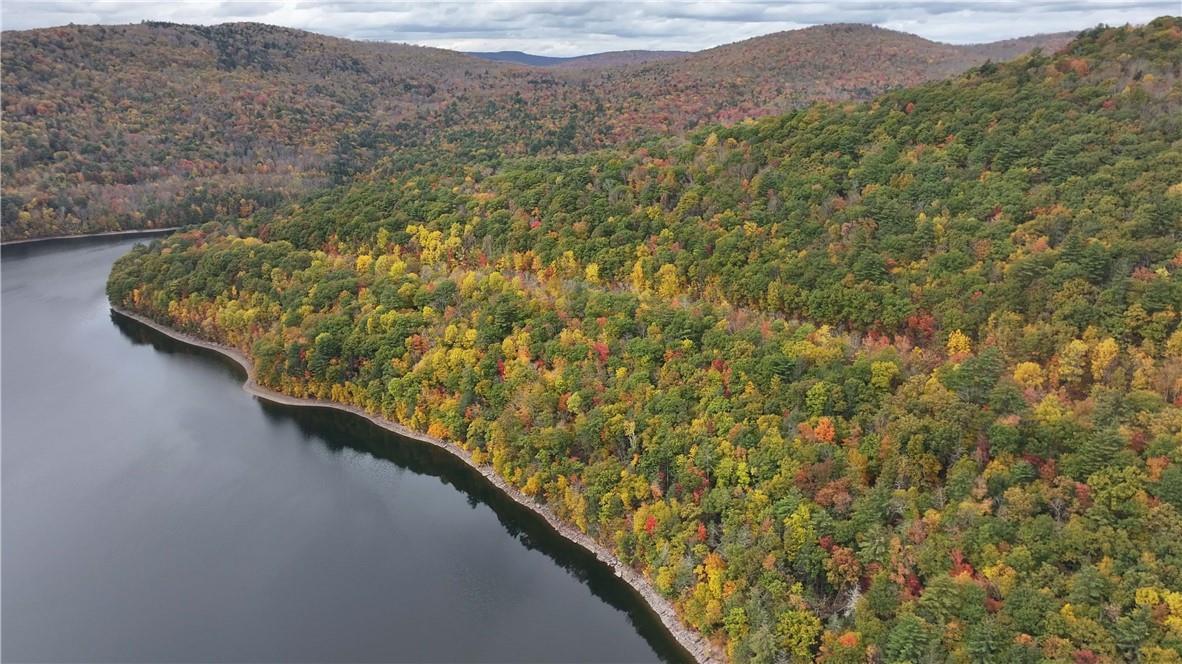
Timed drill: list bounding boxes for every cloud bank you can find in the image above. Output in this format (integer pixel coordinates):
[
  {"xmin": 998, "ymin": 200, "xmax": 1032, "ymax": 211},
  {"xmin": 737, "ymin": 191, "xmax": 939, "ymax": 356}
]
[{"xmin": 2, "ymin": 1, "xmax": 1173, "ymax": 55}]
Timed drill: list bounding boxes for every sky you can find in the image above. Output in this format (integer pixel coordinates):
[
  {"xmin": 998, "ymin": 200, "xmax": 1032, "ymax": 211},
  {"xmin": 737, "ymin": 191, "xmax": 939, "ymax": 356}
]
[{"xmin": 1, "ymin": 1, "xmax": 1175, "ymax": 56}]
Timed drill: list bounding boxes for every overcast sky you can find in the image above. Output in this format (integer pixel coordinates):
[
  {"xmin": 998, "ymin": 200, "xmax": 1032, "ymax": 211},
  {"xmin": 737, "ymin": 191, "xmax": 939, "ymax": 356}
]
[{"xmin": 1, "ymin": 1, "xmax": 1175, "ymax": 56}]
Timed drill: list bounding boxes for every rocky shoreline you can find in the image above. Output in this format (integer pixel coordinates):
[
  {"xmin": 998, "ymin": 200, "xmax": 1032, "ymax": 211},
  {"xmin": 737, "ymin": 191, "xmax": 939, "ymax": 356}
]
[{"xmin": 111, "ymin": 305, "xmax": 726, "ymax": 664}]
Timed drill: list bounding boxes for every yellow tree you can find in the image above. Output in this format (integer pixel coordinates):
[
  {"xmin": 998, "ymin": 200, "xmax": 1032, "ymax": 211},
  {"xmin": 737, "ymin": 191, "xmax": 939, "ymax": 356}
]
[
  {"xmin": 1091, "ymin": 338, "xmax": 1119, "ymax": 381},
  {"xmin": 946, "ymin": 329, "xmax": 972, "ymax": 356},
  {"xmin": 1013, "ymin": 361, "xmax": 1045, "ymax": 390},
  {"xmin": 656, "ymin": 263, "xmax": 681, "ymax": 299},
  {"xmin": 1057, "ymin": 339, "xmax": 1091, "ymax": 389}
]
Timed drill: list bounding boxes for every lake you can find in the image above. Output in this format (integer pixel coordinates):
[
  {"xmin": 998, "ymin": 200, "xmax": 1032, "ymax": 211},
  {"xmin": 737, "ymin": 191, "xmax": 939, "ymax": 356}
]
[{"xmin": 1, "ymin": 236, "xmax": 685, "ymax": 663}]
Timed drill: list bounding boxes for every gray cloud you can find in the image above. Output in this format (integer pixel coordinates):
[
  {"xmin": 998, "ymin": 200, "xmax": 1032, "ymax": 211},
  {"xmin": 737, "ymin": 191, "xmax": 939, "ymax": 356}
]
[{"xmin": 1, "ymin": 1, "xmax": 1173, "ymax": 55}]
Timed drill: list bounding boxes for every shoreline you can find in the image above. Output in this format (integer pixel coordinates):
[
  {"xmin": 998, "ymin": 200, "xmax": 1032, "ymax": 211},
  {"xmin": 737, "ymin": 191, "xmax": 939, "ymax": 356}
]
[
  {"xmin": 2, "ymin": 226, "xmax": 185, "ymax": 247},
  {"xmin": 111, "ymin": 305, "xmax": 726, "ymax": 664}
]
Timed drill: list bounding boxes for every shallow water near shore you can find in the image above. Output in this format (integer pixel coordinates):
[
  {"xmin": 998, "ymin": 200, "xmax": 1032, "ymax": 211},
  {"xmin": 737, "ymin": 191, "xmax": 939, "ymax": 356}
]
[{"xmin": 2, "ymin": 236, "xmax": 685, "ymax": 662}]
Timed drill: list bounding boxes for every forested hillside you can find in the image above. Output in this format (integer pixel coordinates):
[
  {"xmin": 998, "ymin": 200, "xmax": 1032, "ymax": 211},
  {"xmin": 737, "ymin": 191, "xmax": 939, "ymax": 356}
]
[
  {"xmin": 584, "ymin": 26, "xmax": 1074, "ymax": 127},
  {"xmin": 2, "ymin": 21, "xmax": 1068, "ymax": 240},
  {"xmin": 109, "ymin": 18, "xmax": 1182, "ymax": 663}
]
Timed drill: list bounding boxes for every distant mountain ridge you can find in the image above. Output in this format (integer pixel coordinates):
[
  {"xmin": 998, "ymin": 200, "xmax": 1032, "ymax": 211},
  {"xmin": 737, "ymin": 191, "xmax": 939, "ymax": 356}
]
[
  {"xmin": 2, "ymin": 20, "xmax": 1073, "ymax": 240},
  {"xmin": 579, "ymin": 24, "xmax": 1075, "ymax": 127},
  {"xmin": 465, "ymin": 29, "xmax": 1073, "ymax": 69},
  {"xmin": 466, "ymin": 49, "xmax": 688, "ymax": 67}
]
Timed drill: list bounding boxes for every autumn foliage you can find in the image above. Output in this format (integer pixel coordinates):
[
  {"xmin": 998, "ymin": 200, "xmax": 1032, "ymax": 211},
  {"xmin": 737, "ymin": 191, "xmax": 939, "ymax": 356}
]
[
  {"xmin": 106, "ymin": 18, "xmax": 1182, "ymax": 664},
  {"xmin": 1, "ymin": 22, "xmax": 1069, "ymax": 240}
]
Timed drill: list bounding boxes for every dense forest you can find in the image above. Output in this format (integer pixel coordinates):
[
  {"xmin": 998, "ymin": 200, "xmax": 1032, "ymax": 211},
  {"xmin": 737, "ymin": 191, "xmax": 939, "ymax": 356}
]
[
  {"xmin": 109, "ymin": 18, "xmax": 1182, "ymax": 663},
  {"xmin": 1, "ymin": 21, "xmax": 1069, "ymax": 240}
]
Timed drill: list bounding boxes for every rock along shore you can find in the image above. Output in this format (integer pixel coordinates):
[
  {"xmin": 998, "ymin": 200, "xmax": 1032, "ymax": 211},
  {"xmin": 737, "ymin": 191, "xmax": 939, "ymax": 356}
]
[{"xmin": 112, "ymin": 305, "xmax": 726, "ymax": 664}]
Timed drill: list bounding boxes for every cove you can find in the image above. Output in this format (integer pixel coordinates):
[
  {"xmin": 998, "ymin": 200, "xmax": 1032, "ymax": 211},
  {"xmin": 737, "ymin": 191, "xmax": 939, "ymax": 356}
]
[{"xmin": 2, "ymin": 236, "xmax": 688, "ymax": 663}]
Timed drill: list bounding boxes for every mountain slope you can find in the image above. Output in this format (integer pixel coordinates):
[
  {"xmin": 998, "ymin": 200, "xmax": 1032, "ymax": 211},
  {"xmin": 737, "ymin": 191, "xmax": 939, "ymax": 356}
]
[
  {"xmin": 532, "ymin": 25, "xmax": 1072, "ymax": 135},
  {"xmin": 1, "ymin": 22, "xmax": 524, "ymax": 239},
  {"xmin": 3, "ymin": 21, "xmax": 1067, "ymax": 240},
  {"xmin": 109, "ymin": 18, "xmax": 1182, "ymax": 663}
]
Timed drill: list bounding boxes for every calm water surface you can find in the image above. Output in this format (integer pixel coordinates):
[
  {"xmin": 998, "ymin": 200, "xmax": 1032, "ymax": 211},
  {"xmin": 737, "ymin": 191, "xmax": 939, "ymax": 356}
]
[{"xmin": 2, "ymin": 237, "xmax": 684, "ymax": 663}]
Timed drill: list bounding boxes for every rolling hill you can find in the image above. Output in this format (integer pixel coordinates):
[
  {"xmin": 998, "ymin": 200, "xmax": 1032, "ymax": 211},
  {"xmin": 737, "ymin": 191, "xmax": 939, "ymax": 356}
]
[{"xmin": 2, "ymin": 21, "xmax": 1070, "ymax": 240}]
